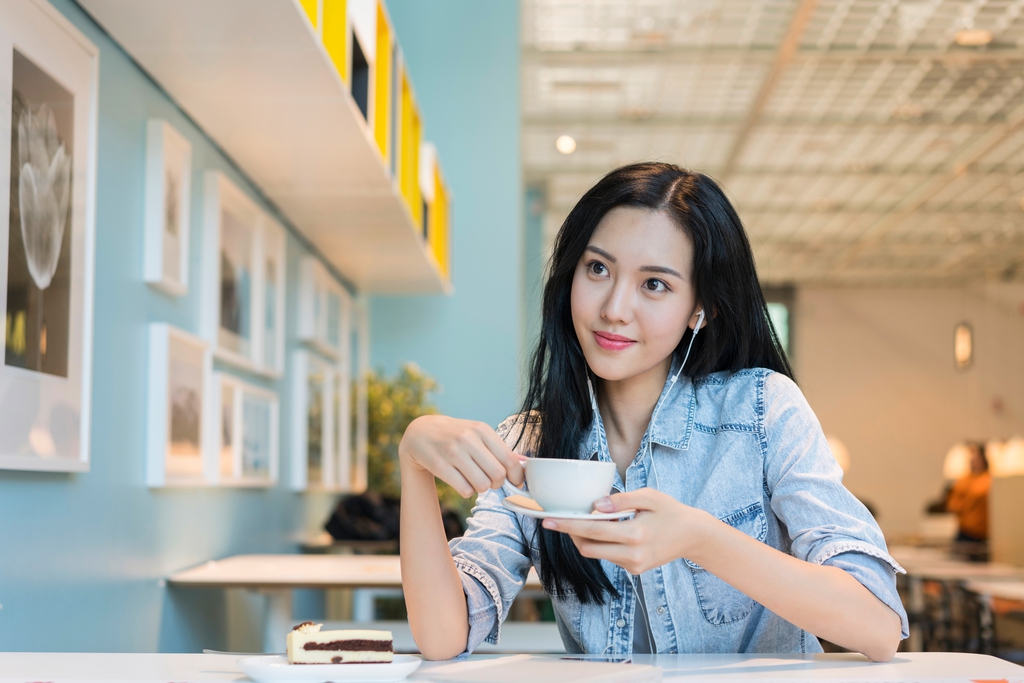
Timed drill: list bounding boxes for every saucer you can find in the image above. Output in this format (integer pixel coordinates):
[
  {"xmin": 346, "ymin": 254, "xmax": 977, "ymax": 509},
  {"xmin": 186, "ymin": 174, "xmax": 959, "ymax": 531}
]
[{"xmin": 501, "ymin": 496, "xmax": 635, "ymax": 520}]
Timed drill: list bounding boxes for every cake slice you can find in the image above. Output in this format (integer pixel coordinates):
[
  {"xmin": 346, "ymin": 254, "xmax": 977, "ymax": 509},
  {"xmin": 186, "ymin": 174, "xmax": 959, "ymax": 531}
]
[{"xmin": 286, "ymin": 622, "xmax": 394, "ymax": 664}]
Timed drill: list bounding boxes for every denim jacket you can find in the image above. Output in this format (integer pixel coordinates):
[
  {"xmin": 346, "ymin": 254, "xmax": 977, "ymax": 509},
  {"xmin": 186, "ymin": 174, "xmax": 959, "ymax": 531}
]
[{"xmin": 448, "ymin": 366, "xmax": 909, "ymax": 656}]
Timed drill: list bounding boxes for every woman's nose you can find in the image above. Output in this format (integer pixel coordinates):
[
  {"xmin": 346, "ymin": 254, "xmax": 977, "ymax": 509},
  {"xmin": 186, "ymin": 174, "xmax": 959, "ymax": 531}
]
[{"xmin": 601, "ymin": 282, "xmax": 632, "ymax": 325}]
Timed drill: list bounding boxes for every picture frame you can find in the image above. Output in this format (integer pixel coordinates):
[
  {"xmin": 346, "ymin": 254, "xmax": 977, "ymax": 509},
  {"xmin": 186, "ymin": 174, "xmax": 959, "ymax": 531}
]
[
  {"xmin": 146, "ymin": 323, "xmax": 211, "ymax": 488},
  {"xmin": 290, "ymin": 349, "xmax": 338, "ymax": 491},
  {"xmin": 297, "ymin": 255, "xmax": 349, "ymax": 360},
  {"xmin": 0, "ymin": 0, "xmax": 98, "ymax": 472},
  {"xmin": 201, "ymin": 171, "xmax": 285, "ymax": 377},
  {"xmin": 348, "ymin": 297, "xmax": 369, "ymax": 493},
  {"xmin": 260, "ymin": 215, "xmax": 286, "ymax": 376},
  {"xmin": 208, "ymin": 372, "xmax": 278, "ymax": 487},
  {"xmin": 143, "ymin": 119, "xmax": 191, "ymax": 296}
]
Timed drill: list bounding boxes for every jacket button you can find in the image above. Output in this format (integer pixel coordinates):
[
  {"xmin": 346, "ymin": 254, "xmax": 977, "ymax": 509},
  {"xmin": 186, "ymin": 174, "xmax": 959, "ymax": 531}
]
[
  {"xmin": 615, "ymin": 618, "xmax": 626, "ymax": 628},
  {"xmin": 656, "ymin": 606, "xmax": 666, "ymax": 615}
]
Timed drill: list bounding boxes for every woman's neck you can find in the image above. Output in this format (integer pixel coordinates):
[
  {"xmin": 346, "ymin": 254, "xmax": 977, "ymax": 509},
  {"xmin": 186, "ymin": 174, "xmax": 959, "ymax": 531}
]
[{"xmin": 596, "ymin": 356, "xmax": 672, "ymax": 478}]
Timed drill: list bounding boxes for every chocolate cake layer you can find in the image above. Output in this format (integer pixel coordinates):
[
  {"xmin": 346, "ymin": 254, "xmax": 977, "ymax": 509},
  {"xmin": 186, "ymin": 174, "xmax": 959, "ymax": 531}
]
[
  {"xmin": 303, "ymin": 639, "xmax": 394, "ymax": 652},
  {"xmin": 330, "ymin": 656, "xmax": 387, "ymax": 664}
]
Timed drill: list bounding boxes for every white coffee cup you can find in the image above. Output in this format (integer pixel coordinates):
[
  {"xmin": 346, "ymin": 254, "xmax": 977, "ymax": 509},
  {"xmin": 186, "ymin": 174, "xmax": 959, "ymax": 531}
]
[{"xmin": 506, "ymin": 459, "xmax": 616, "ymax": 514}]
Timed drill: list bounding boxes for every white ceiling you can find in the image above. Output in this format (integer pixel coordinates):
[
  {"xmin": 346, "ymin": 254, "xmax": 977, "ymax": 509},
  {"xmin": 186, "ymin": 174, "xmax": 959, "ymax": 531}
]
[{"xmin": 522, "ymin": 0, "xmax": 1024, "ymax": 285}]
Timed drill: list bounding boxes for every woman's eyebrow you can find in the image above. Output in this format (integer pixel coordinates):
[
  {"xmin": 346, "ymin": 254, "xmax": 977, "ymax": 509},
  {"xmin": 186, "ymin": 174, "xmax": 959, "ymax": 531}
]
[
  {"xmin": 640, "ymin": 265, "xmax": 683, "ymax": 278},
  {"xmin": 585, "ymin": 246, "xmax": 616, "ymax": 262}
]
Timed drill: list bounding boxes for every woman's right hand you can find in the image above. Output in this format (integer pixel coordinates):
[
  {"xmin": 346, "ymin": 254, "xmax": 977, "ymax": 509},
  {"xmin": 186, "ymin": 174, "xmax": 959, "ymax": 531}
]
[{"xmin": 399, "ymin": 415, "xmax": 525, "ymax": 498}]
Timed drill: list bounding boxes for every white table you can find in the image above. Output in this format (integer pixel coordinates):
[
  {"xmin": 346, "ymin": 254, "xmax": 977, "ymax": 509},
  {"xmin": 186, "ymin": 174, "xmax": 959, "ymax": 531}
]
[
  {"xmin": 962, "ymin": 578, "xmax": 1024, "ymax": 654},
  {"xmin": 0, "ymin": 652, "xmax": 1022, "ymax": 682},
  {"xmin": 167, "ymin": 555, "xmax": 543, "ymax": 654},
  {"xmin": 888, "ymin": 545, "xmax": 1024, "ymax": 651}
]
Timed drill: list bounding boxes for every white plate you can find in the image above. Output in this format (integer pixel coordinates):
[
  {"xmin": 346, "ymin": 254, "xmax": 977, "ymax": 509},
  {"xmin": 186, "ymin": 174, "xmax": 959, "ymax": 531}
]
[
  {"xmin": 239, "ymin": 654, "xmax": 422, "ymax": 683},
  {"xmin": 502, "ymin": 497, "xmax": 635, "ymax": 520}
]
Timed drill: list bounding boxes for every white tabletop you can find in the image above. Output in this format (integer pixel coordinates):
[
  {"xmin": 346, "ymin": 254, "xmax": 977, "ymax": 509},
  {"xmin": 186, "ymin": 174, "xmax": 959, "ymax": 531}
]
[
  {"xmin": 1, "ymin": 652, "xmax": 1021, "ymax": 682},
  {"xmin": 964, "ymin": 578, "xmax": 1024, "ymax": 602},
  {"xmin": 889, "ymin": 546, "xmax": 1024, "ymax": 582},
  {"xmin": 167, "ymin": 554, "xmax": 542, "ymax": 590}
]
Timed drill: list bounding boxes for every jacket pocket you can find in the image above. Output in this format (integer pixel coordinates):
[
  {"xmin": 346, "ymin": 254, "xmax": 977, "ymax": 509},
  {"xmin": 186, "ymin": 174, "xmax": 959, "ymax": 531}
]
[{"xmin": 684, "ymin": 502, "xmax": 767, "ymax": 625}]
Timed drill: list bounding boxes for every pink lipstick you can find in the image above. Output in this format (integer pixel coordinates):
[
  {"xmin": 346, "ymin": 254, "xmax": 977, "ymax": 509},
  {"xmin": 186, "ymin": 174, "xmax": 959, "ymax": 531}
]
[{"xmin": 593, "ymin": 331, "xmax": 636, "ymax": 351}]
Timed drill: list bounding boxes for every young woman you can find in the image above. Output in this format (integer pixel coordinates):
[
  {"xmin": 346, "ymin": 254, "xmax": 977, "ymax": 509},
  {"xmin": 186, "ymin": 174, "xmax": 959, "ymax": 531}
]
[{"xmin": 398, "ymin": 163, "xmax": 908, "ymax": 662}]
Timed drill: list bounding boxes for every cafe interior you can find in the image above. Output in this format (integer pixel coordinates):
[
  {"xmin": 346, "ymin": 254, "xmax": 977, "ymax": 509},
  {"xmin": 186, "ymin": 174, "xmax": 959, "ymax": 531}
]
[{"xmin": 3, "ymin": 0, "xmax": 1024, "ymax": 680}]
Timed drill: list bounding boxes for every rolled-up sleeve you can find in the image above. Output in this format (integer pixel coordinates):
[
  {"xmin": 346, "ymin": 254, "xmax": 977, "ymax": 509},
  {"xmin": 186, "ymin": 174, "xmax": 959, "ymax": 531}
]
[
  {"xmin": 761, "ymin": 373, "xmax": 910, "ymax": 640},
  {"xmin": 446, "ymin": 414, "xmax": 537, "ymax": 654}
]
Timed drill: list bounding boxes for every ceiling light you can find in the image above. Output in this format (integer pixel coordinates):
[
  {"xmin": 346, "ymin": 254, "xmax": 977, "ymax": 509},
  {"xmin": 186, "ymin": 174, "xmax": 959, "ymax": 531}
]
[
  {"xmin": 954, "ymin": 28, "xmax": 992, "ymax": 46},
  {"xmin": 954, "ymin": 322, "xmax": 973, "ymax": 370},
  {"xmin": 555, "ymin": 135, "xmax": 576, "ymax": 155}
]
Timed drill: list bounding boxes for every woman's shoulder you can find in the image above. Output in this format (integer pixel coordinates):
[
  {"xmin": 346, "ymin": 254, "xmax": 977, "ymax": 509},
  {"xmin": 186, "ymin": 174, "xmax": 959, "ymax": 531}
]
[
  {"xmin": 695, "ymin": 367, "xmax": 799, "ymax": 397},
  {"xmin": 496, "ymin": 411, "xmax": 542, "ymax": 454},
  {"xmin": 692, "ymin": 368, "xmax": 809, "ymax": 426}
]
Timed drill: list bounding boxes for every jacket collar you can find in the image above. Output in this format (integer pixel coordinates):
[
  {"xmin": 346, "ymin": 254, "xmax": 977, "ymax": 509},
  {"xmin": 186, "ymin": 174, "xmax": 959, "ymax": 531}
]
[{"xmin": 584, "ymin": 354, "xmax": 696, "ymax": 461}]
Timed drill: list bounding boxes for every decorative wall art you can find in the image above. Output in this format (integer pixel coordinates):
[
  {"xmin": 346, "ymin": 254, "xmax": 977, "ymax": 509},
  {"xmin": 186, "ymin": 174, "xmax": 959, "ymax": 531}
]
[
  {"xmin": 349, "ymin": 298, "xmax": 370, "ymax": 492},
  {"xmin": 290, "ymin": 349, "xmax": 338, "ymax": 491},
  {"xmin": 332, "ymin": 347, "xmax": 352, "ymax": 491},
  {"xmin": 208, "ymin": 372, "xmax": 278, "ymax": 487},
  {"xmin": 201, "ymin": 171, "xmax": 286, "ymax": 377},
  {"xmin": 146, "ymin": 323, "xmax": 210, "ymax": 487},
  {"xmin": 261, "ymin": 216, "xmax": 286, "ymax": 376},
  {"xmin": 0, "ymin": 0, "xmax": 98, "ymax": 472},
  {"xmin": 297, "ymin": 255, "xmax": 349, "ymax": 359},
  {"xmin": 143, "ymin": 119, "xmax": 191, "ymax": 296}
]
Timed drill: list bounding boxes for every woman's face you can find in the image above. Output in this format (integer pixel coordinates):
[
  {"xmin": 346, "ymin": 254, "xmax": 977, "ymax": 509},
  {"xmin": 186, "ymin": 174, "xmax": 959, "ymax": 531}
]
[{"xmin": 571, "ymin": 206, "xmax": 703, "ymax": 383}]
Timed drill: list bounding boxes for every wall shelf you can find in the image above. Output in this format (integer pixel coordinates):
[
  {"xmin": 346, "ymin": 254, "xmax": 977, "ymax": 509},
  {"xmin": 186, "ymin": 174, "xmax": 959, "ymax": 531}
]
[{"xmin": 79, "ymin": 0, "xmax": 451, "ymax": 294}]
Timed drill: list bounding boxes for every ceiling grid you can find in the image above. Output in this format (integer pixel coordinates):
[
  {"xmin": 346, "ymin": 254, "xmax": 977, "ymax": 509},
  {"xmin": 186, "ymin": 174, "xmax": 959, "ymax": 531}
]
[{"xmin": 523, "ymin": 0, "xmax": 1024, "ymax": 285}]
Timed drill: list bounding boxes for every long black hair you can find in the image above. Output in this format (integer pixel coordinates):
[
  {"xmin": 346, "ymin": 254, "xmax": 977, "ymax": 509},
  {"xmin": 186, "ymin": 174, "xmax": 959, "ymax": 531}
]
[{"xmin": 518, "ymin": 162, "xmax": 793, "ymax": 604}]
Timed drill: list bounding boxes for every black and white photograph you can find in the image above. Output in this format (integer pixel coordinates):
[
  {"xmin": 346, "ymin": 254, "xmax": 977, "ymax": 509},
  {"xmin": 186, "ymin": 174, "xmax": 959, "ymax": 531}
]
[
  {"xmin": 6, "ymin": 48, "xmax": 73, "ymax": 378},
  {"xmin": 0, "ymin": 0, "xmax": 97, "ymax": 473},
  {"xmin": 143, "ymin": 119, "xmax": 191, "ymax": 296},
  {"xmin": 218, "ymin": 207, "xmax": 253, "ymax": 359},
  {"xmin": 240, "ymin": 390, "xmax": 274, "ymax": 482},
  {"xmin": 166, "ymin": 340, "xmax": 204, "ymax": 478},
  {"xmin": 146, "ymin": 323, "xmax": 209, "ymax": 487}
]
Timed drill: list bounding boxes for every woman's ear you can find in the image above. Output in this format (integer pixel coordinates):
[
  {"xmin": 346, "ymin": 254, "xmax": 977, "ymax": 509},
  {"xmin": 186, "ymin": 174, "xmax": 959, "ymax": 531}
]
[{"xmin": 688, "ymin": 307, "xmax": 707, "ymax": 331}]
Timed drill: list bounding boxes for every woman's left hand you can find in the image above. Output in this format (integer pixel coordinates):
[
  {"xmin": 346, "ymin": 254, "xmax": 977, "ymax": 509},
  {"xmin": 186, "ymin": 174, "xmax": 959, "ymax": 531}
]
[{"xmin": 542, "ymin": 488, "xmax": 713, "ymax": 574}]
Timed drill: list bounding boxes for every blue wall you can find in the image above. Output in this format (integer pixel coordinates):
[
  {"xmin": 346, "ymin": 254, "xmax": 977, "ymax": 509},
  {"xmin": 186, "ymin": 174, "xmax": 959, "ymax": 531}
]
[
  {"xmin": 0, "ymin": 0, "xmax": 340, "ymax": 652},
  {"xmin": 370, "ymin": 1, "xmax": 523, "ymax": 427}
]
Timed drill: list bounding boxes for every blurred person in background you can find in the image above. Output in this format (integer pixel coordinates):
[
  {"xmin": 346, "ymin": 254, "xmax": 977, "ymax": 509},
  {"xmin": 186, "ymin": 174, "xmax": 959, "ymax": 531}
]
[{"xmin": 945, "ymin": 441, "xmax": 991, "ymax": 544}]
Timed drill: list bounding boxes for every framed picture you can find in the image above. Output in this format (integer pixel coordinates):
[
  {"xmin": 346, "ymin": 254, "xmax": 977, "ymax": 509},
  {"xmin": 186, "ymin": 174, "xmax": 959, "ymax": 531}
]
[
  {"xmin": 298, "ymin": 255, "xmax": 349, "ymax": 360},
  {"xmin": 0, "ymin": 0, "xmax": 98, "ymax": 472},
  {"xmin": 348, "ymin": 298, "xmax": 369, "ymax": 493},
  {"xmin": 146, "ymin": 323, "xmax": 210, "ymax": 487},
  {"xmin": 290, "ymin": 349, "xmax": 339, "ymax": 492},
  {"xmin": 208, "ymin": 372, "xmax": 278, "ymax": 487},
  {"xmin": 143, "ymin": 119, "xmax": 191, "ymax": 296},
  {"xmin": 260, "ymin": 216, "xmax": 286, "ymax": 376},
  {"xmin": 201, "ymin": 171, "xmax": 285, "ymax": 377},
  {"xmin": 333, "ymin": 343, "xmax": 352, "ymax": 491}
]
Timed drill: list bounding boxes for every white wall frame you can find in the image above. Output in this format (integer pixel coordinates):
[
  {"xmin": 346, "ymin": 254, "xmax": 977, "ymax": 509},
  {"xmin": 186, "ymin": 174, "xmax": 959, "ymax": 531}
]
[
  {"xmin": 333, "ymin": 313, "xmax": 353, "ymax": 492},
  {"xmin": 201, "ymin": 171, "xmax": 285, "ymax": 378},
  {"xmin": 349, "ymin": 297, "xmax": 369, "ymax": 493},
  {"xmin": 207, "ymin": 372, "xmax": 279, "ymax": 487},
  {"xmin": 291, "ymin": 349, "xmax": 339, "ymax": 492},
  {"xmin": 298, "ymin": 255, "xmax": 350, "ymax": 360},
  {"xmin": 0, "ymin": 0, "xmax": 98, "ymax": 473},
  {"xmin": 143, "ymin": 119, "xmax": 191, "ymax": 296},
  {"xmin": 146, "ymin": 323, "xmax": 211, "ymax": 488},
  {"xmin": 260, "ymin": 215, "xmax": 287, "ymax": 376}
]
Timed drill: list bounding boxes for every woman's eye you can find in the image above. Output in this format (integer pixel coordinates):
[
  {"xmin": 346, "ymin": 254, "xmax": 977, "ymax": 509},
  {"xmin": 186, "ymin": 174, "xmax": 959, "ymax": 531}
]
[
  {"xmin": 643, "ymin": 278, "xmax": 668, "ymax": 292},
  {"xmin": 588, "ymin": 261, "xmax": 608, "ymax": 276}
]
